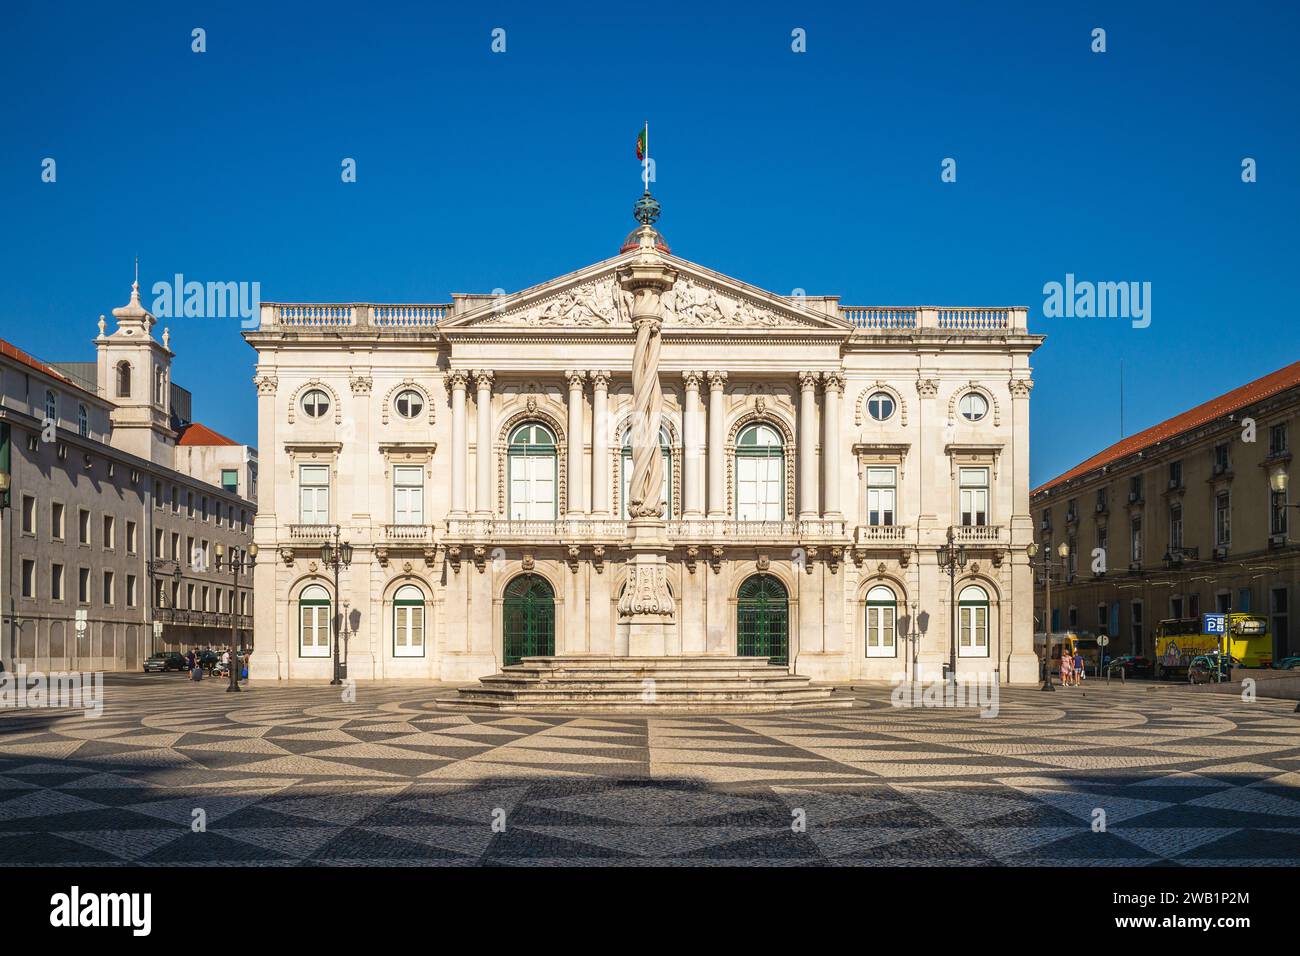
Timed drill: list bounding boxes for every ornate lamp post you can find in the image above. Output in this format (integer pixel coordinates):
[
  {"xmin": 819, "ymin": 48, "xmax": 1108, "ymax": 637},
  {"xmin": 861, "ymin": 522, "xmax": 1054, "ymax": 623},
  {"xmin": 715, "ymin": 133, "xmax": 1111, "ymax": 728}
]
[
  {"xmin": 319, "ymin": 528, "xmax": 353, "ymax": 685},
  {"xmin": 146, "ymin": 558, "xmax": 184, "ymax": 656},
  {"xmin": 214, "ymin": 542, "xmax": 256, "ymax": 693},
  {"xmin": 936, "ymin": 527, "xmax": 968, "ymax": 678},
  {"xmin": 1028, "ymin": 540, "xmax": 1070, "ymax": 691}
]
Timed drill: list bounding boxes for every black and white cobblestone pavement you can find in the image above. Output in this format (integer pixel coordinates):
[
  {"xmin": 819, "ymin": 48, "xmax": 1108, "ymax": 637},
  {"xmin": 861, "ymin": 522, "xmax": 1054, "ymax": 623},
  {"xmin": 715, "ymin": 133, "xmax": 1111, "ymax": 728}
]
[{"xmin": 2, "ymin": 675, "xmax": 1299, "ymax": 866}]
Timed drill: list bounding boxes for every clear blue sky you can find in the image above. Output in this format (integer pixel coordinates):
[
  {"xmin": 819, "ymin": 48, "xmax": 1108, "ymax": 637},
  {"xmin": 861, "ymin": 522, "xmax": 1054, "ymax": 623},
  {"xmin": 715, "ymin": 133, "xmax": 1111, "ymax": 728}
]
[{"xmin": 2, "ymin": 0, "xmax": 1296, "ymax": 487}]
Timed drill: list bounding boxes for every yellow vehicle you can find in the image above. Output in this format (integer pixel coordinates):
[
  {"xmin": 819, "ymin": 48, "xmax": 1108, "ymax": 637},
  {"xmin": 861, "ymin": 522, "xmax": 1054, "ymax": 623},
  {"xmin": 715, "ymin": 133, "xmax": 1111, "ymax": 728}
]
[
  {"xmin": 1035, "ymin": 631, "xmax": 1104, "ymax": 675},
  {"xmin": 1153, "ymin": 614, "xmax": 1272, "ymax": 678}
]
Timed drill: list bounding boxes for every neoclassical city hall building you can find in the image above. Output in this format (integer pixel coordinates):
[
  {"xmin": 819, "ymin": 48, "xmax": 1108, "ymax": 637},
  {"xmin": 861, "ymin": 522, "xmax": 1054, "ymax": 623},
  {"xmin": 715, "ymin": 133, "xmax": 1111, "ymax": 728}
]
[{"xmin": 244, "ymin": 203, "xmax": 1042, "ymax": 687}]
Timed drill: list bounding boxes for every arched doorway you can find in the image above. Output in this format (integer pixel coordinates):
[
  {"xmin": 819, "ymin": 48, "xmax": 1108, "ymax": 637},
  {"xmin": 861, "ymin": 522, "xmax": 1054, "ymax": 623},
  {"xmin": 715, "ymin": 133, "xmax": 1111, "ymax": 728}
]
[
  {"xmin": 737, "ymin": 574, "xmax": 789, "ymax": 665},
  {"xmin": 503, "ymin": 574, "xmax": 555, "ymax": 666}
]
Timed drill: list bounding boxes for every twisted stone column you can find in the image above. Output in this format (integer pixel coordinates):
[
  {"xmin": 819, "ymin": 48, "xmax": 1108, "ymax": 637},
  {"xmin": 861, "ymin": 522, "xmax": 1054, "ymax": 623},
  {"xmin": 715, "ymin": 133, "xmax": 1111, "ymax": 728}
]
[{"xmin": 627, "ymin": 307, "xmax": 665, "ymax": 518}]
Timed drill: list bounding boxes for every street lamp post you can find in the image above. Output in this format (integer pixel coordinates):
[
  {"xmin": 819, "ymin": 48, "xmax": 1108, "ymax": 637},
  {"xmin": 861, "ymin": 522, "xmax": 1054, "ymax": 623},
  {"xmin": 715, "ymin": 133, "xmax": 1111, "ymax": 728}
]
[
  {"xmin": 319, "ymin": 528, "xmax": 353, "ymax": 686},
  {"xmin": 214, "ymin": 542, "xmax": 257, "ymax": 693},
  {"xmin": 146, "ymin": 559, "xmax": 184, "ymax": 656},
  {"xmin": 936, "ymin": 527, "xmax": 968, "ymax": 679},
  {"xmin": 1028, "ymin": 540, "xmax": 1070, "ymax": 691}
]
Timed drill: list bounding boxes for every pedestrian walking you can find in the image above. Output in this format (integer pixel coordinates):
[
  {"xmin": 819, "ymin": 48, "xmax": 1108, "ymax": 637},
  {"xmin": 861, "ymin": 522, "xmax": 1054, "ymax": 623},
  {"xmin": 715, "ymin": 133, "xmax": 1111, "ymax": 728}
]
[
  {"xmin": 1059, "ymin": 649, "xmax": 1073, "ymax": 687},
  {"xmin": 1073, "ymin": 649, "xmax": 1086, "ymax": 685}
]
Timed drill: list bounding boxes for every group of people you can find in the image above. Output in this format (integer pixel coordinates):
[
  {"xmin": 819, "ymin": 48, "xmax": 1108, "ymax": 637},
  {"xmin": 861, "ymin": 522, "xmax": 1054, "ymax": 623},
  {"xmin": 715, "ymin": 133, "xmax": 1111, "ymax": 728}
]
[
  {"xmin": 1058, "ymin": 648, "xmax": 1088, "ymax": 687},
  {"xmin": 183, "ymin": 648, "xmax": 249, "ymax": 683}
]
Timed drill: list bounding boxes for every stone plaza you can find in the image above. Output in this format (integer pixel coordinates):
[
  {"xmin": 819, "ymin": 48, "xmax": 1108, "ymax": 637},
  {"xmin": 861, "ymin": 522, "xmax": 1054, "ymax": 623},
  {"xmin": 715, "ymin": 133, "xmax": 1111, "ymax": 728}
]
[{"xmin": 1, "ymin": 675, "xmax": 1299, "ymax": 865}]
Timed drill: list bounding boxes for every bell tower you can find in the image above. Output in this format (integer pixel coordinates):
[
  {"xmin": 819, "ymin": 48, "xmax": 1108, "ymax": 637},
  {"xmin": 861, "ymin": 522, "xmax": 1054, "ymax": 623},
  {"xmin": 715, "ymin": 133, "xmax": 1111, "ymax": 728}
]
[{"xmin": 95, "ymin": 271, "xmax": 176, "ymax": 464}]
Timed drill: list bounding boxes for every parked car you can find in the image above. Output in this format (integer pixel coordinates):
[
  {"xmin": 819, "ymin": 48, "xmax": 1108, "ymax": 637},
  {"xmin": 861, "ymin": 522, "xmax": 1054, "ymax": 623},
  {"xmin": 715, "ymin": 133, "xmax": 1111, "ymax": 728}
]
[
  {"xmin": 1187, "ymin": 652, "xmax": 1241, "ymax": 684},
  {"xmin": 1105, "ymin": 654, "xmax": 1153, "ymax": 678},
  {"xmin": 1275, "ymin": 656, "xmax": 1300, "ymax": 670},
  {"xmin": 144, "ymin": 652, "xmax": 188, "ymax": 673}
]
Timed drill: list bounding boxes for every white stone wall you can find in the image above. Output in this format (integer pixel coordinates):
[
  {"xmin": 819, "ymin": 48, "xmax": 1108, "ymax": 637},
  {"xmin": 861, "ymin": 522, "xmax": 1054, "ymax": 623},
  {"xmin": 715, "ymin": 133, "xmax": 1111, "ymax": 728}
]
[{"xmin": 246, "ymin": 256, "xmax": 1040, "ymax": 684}]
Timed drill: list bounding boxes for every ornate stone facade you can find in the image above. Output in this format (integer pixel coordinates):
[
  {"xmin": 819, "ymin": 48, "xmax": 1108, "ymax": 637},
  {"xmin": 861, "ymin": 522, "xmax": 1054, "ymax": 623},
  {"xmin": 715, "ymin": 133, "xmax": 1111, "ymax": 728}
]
[{"xmin": 243, "ymin": 225, "xmax": 1042, "ymax": 683}]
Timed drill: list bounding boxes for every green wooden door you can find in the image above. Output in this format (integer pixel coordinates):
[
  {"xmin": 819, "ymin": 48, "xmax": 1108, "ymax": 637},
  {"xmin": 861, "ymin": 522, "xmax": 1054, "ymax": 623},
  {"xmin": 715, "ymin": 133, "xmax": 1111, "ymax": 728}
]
[
  {"xmin": 737, "ymin": 574, "xmax": 789, "ymax": 665},
  {"xmin": 503, "ymin": 574, "xmax": 555, "ymax": 666}
]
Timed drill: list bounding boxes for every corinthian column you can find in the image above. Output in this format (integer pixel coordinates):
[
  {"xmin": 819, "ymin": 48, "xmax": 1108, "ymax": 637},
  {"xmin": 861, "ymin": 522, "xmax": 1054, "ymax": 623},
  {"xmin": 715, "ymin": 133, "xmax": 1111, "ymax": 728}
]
[
  {"xmin": 449, "ymin": 369, "xmax": 469, "ymax": 515},
  {"xmin": 798, "ymin": 371, "xmax": 819, "ymax": 520},
  {"xmin": 682, "ymin": 370, "xmax": 703, "ymax": 516},
  {"xmin": 821, "ymin": 371, "xmax": 844, "ymax": 517},
  {"xmin": 472, "ymin": 370, "xmax": 494, "ymax": 515},
  {"xmin": 565, "ymin": 370, "xmax": 586, "ymax": 515},
  {"xmin": 706, "ymin": 371, "xmax": 727, "ymax": 518},
  {"xmin": 616, "ymin": 216, "xmax": 677, "ymax": 655},
  {"xmin": 590, "ymin": 370, "xmax": 611, "ymax": 516}
]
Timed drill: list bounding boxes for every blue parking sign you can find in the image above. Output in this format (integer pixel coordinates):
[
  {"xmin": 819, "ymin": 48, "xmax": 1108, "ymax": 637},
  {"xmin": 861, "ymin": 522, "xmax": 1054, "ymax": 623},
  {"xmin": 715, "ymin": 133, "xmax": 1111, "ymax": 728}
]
[{"xmin": 1203, "ymin": 613, "xmax": 1227, "ymax": 635}]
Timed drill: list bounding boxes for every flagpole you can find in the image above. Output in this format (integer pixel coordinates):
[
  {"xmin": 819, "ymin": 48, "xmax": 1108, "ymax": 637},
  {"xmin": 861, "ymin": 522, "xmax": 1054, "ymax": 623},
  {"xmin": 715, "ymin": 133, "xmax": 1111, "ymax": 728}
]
[{"xmin": 644, "ymin": 120, "xmax": 649, "ymax": 190}]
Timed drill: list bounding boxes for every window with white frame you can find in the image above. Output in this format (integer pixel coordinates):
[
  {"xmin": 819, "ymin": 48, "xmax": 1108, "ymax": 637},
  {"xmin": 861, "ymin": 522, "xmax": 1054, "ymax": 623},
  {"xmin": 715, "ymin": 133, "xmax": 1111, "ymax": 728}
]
[
  {"xmin": 1130, "ymin": 515, "xmax": 1143, "ymax": 563},
  {"xmin": 735, "ymin": 423, "xmax": 784, "ymax": 521},
  {"xmin": 508, "ymin": 423, "xmax": 558, "ymax": 520},
  {"xmin": 44, "ymin": 390, "xmax": 57, "ymax": 423},
  {"xmin": 394, "ymin": 389, "xmax": 424, "ymax": 419},
  {"xmin": 865, "ymin": 392, "xmax": 895, "ymax": 422},
  {"xmin": 299, "ymin": 465, "xmax": 330, "ymax": 524},
  {"xmin": 1215, "ymin": 491, "xmax": 1231, "ymax": 546},
  {"xmin": 865, "ymin": 585, "xmax": 897, "ymax": 657},
  {"xmin": 299, "ymin": 584, "xmax": 331, "ymax": 657},
  {"xmin": 958, "ymin": 393, "xmax": 988, "ymax": 422},
  {"xmin": 393, "ymin": 584, "xmax": 426, "ymax": 657},
  {"xmin": 958, "ymin": 467, "xmax": 989, "ymax": 526},
  {"xmin": 958, "ymin": 584, "xmax": 990, "ymax": 657},
  {"xmin": 866, "ymin": 467, "xmax": 896, "ymax": 526},
  {"xmin": 1169, "ymin": 502, "xmax": 1183, "ymax": 549},
  {"xmin": 393, "ymin": 465, "xmax": 424, "ymax": 525}
]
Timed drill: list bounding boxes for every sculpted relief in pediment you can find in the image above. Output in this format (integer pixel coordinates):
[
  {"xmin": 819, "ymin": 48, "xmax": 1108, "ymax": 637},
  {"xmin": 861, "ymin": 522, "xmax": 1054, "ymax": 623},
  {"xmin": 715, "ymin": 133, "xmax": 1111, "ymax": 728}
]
[{"xmin": 478, "ymin": 274, "xmax": 806, "ymax": 329}]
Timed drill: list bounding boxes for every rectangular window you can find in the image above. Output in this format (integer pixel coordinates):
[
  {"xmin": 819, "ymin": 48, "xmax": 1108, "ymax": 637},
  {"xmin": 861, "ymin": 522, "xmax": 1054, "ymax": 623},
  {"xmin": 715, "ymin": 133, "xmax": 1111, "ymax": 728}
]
[
  {"xmin": 1269, "ymin": 423, "xmax": 1288, "ymax": 457},
  {"xmin": 21, "ymin": 559, "xmax": 34, "ymax": 598},
  {"xmin": 221, "ymin": 469, "xmax": 238, "ymax": 493},
  {"xmin": 1169, "ymin": 503, "xmax": 1183, "ymax": 549},
  {"xmin": 103, "ymin": 514, "xmax": 115, "ymax": 550},
  {"xmin": 103, "ymin": 570, "xmax": 115, "ymax": 606},
  {"xmin": 1097, "ymin": 603, "xmax": 1108, "ymax": 629},
  {"xmin": 300, "ymin": 465, "xmax": 330, "ymax": 524},
  {"xmin": 394, "ymin": 465, "xmax": 424, "ymax": 524},
  {"xmin": 1168, "ymin": 460, "xmax": 1183, "ymax": 488},
  {"xmin": 394, "ymin": 602, "xmax": 426, "ymax": 657},
  {"xmin": 958, "ymin": 604, "xmax": 989, "ymax": 656},
  {"xmin": 865, "ymin": 603, "xmax": 896, "ymax": 657},
  {"xmin": 78, "ymin": 567, "xmax": 90, "ymax": 603},
  {"xmin": 78, "ymin": 508, "xmax": 90, "ymax": 545},
  {"xmin": 171, "ymin": 532, "xmax": 180, "ymax": 561},
  {"xmin": 1189, "ymin": 593, "xmax": 1201, "ymax": 619},
  {"xmin": 187, "ymin": 583, "xmax": 195, "ymax": 610},
  {"xmin": 51, "ymin": 563, "xmax": 64, "ymax": 601},
  {"xmin": 1130, "ymin": 515, "xmax": 1143, "ymax": 564},
  {"xmin": 21, "ymin": 494, "xmax": 35, "ymax": 534},
  {"xmin": 51, "ymin": 501, "xmax": 65, "ymax": 540},
  {"xmin": 735, "ymin": 453, "xmax": 781, "ymax": 522},
  {"xmin": 201, "ymin": 496, "xmax": 208, "ymax": 522},
  {"xmin": 1171, "ymin": 595, "xmax": 1184, "ymax": 619},
  {"xmin": 1216, "ymin": 592, "xmax": 1231, "ymax": 613},
  {"xmin": 126, "ymin": 574, "xmax": 137, "ymax": 608},
  {"xmin": 171, "ymin": 485, "xmax": 178, "ymax": 513},
  {"xmin": 1272, "ymin": 491, "xmax": 1289, "ymax": 536},
  {"xmin": 1129, "ymin": 474, "xmax": 1144, "ymax": 501},
  {"xmin": 1131, "ymin": 601, "xmax": 1144, "ymax": 656},
  {"xmin": 300, "ymin": 603, "xmax": 331, "ymax": 657},
  {"xmin": 202, "ymin": 585, "xmax": 209, "ymax": 612},
  {"xmin": 1215, "ymin": 491, "xmax": 1231, "ymax": 546},
  {"xmin": 154, "ymin": 479, "xmax": 163, "ymax": 508},
  {"xmin": 126, "ymin": 520, "xmax": 137, "ymax": 554},
  {"xmin": 187, "ymin": 536, "xmax": 195, "ymax": 567},
  {"xmin": 155, "ymin": 528, "xmax": 164, "ymax": 559},
  {"xmin": 958, "ymin": 467, "xmax": 989, "ymax": 526},
  {"xmin": 866, "ymin": 467, "xmax": 896, "ymax": 526},
  {"xmin": 1238, "ymin": 588, "xmax": 1251, "ymax": 613},
  {"xmin": 1096, "ymin": 523, "xmax": 1108, "ymax": 558},
  {"xmin": 187, "ymin": 491, "xmax": 194, "ymax": 518}
]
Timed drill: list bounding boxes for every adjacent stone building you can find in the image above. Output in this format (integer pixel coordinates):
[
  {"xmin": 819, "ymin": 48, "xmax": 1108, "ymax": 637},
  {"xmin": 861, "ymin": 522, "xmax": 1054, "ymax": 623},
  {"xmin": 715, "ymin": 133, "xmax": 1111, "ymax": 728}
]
[
  {"xmin": 243, "ymin": 217, "xmax": 1042, "ymax": 684},
  {"xmin": 0, "ymin": 282, "xmax": 258, "ymax": 672},
  {"xmin": 1030, "ymin": 362, "xmax": 1299, "ymax": 662}
]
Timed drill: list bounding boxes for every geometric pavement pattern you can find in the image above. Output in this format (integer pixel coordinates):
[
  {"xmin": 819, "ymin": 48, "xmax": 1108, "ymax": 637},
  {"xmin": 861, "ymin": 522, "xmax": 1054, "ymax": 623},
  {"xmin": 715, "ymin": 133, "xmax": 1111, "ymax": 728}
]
[{"xmin": 2, "ymin": 675, "xmax": 1300, "ymax": 866}]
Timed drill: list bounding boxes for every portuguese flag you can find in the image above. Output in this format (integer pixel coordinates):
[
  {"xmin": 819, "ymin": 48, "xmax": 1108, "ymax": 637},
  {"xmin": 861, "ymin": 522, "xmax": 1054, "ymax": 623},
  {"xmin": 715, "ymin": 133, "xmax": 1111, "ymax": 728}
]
[{"xmin": 636, "ymin": 123, "xmax": 647, "ymax": 162}]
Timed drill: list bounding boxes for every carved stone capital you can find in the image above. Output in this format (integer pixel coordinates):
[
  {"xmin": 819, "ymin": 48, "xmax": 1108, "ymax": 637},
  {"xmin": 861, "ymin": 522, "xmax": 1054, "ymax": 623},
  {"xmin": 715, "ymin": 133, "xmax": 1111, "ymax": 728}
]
[
  {"xmin": 471, "ymin": 369, "xmax": 495, "ymax": 390},
  {"xmin": 916, "ymin": 377, "xmax": 939, "ymax": 397},
  {"xmin": 349, "ymin": 373, "xmax": 373, "ymax": 395},
  {"xmin": 821, "ymin": 370, "xmax": 846, "ymax": 394},
  {"xmin": 564, "ymin": 369, "xmax": 586, "ymax": 390},
  {"xmin": 590, "ymin": 370, "xmax": 611, "ymax": 390},
  {"xmin": 707, "ymin": 370, "xmax": 728, "ymax": 391},
  {"xmin": 682, "ymin": 369, "xmax": 703, "ymax": 391},
  {"xmin": 798, "ymin": 370, "xmax": 820, "ymax": 391},
  {"xmin": 1009, "ymin": 378, "xmax": 1034, "ymax": 398},
  {"xmin": 255, "ymin": 374, "xmax": 278, "ymax": 396}
]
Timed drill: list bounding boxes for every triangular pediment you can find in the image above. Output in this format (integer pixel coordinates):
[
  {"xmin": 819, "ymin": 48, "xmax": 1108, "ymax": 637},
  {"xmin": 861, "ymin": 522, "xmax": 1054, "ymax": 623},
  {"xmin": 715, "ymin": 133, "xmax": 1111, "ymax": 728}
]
[{"xmin": 440, "ymin": 251, "xmax": 851, "ymax": 333}]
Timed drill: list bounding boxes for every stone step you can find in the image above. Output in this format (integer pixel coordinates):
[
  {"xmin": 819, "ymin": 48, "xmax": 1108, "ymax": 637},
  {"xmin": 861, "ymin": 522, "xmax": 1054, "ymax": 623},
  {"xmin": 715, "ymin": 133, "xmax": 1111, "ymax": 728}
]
[{"xmin": 450, "ymin": 655, "xmax": 853, "ymax": 713}]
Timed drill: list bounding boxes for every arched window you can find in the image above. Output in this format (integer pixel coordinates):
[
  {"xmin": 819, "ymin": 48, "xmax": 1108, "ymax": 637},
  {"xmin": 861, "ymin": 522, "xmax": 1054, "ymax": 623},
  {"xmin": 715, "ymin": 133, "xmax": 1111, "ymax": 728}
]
[
  {"xmin": 621, "ymin": 424, "xmax": 671, "ymax": 519},
  {"xmin": 45, "ymin": 390, "xmax": 57, "ymax": 423},
  {"xmin": 866, "ymin": 585, "xmax": 897, "ymax": 658},
  {"xmin": 77, "ymin": 404, "xmax": 89, "ymax": 437},
  {"xmin": 958, "ymin": 584, "xmax": 990, "ymax": 657},
  {"xmin": 299, "ymin": 584, "xmax": 331, "ymax": 658},
  {"xmin": 508, "ymin": 423, "xmax": 557, "ymax": 520},
  {"xmin": 115, "ymin": 361, "xmax": 132, "ymax": 398},
  {"xmin": 154, "ymin": 365, "xmax": 166, "ymax": 405},
  {"xmin": 393, "ymin": 584, "xmax": 425, "ymax": 658},
  {"xmin": 735, "ymin": 423, "xmax": 784, "ymax": 521}
]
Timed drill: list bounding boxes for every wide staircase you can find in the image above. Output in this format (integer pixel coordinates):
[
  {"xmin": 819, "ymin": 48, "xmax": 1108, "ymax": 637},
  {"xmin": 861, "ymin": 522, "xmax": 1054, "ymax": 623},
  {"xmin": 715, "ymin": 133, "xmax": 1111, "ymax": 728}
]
[{"xmin": 448, "ymin": 656, "xmax": 853, "ymax": 713}]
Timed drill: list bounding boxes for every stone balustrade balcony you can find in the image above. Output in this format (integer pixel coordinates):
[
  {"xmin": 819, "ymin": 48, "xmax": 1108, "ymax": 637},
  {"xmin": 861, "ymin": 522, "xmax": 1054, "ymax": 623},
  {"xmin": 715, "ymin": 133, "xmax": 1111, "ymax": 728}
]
[
  {"xmin": 839, "ymin": 305, "xmax": 1029, "ymax": 332},
  {"xmin": 952, "ymin": 524, "xmax": 1006, "ymax": 546},
  {"xmin": 287, "ymin": 523, "xmax": 338, "ymax": 542},
  {"xmin": 854, "ymin": 524, "xmax": 909, "ymax": 546}
]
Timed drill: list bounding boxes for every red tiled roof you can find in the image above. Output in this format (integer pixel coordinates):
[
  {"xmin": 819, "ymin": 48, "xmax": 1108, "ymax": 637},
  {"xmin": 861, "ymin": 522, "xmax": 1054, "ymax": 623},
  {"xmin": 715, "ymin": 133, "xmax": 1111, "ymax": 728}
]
[
  {"xmin": 0, "ymin": 338, "xmax": 88, "ymax": 393},
  {"xmin": 177, "ymin": 422, "xmax": 239, "ymax": 447},
  {"xmin": 1033, "ymin": 360, "xmax": 1300, "ymax": 497}
]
